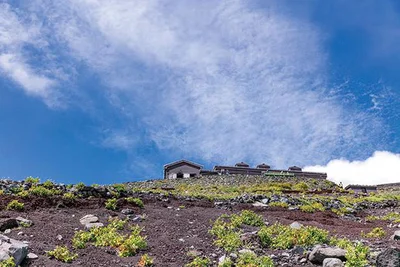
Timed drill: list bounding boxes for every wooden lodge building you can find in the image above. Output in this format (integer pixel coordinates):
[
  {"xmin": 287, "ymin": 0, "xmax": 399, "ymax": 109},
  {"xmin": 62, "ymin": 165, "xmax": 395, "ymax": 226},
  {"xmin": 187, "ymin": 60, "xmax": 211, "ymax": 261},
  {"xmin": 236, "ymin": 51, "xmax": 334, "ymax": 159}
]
[{"xmin": 163, "ymin": 159, "xmax": 327, "ymax": 180}]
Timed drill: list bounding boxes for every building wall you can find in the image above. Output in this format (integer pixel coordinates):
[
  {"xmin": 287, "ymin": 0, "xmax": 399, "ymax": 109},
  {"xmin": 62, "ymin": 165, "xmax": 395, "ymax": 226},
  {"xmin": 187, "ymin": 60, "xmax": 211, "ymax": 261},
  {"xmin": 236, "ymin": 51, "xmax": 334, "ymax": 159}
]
[{"xmin": 165, "ymin": 165, "xmax": 201, "ymax": 179}]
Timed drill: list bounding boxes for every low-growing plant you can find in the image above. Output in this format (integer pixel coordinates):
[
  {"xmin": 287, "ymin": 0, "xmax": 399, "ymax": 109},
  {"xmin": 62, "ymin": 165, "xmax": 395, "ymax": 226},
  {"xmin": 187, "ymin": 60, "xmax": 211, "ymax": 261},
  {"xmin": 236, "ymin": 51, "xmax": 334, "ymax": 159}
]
[
  {"xmin": 29, "ymin": 186, "xmax": 61, "ymax": 197},
  {"xmin": 0, "ymin": 257, "xmax": 15, "ymax": 267},
  {"xmin": 46, "ymin": 246, "xmax": 78, "ymax": 263},
  {"xmin": 105, "ymin": 198, "xmax": 118, "ymax": 210},
  {"xmin": 330, "ymin": 238, "xmax": 369, "ymax": 267},
  {"xmin": 293, "ymin": 182, "xmax": 309, "ymax": 191},
  {"xmin": 6, "ymin": 200, "xmax": 24, "ymax": 211},
  {"xmin": 126, "ymin": 197, "xmax": 144, "ymax": 208},
  {"xmin": 42, "ymin": 180, "xmax": 54, "ymax": 189},
  {"xmin": 62, "ymin": 192, "xmax": 76, "ymax": 200},
  {"xmin": 138, "ymin": 253, "xmax": 154, "ymax": 267},
  {"xmin": 25, "ymin": 176, "xmax": 40, "ymax": 185},
  {"xmin": 268, "ymin": 202, "xmax": 289, "ymax": 208},
  {"xmin": 9, "ymin": 186, "xmax": 23, "ymax": 195},
  {"xmin": 209, "ymin": 216, "xmax": 243, "ymax": 252},
  {"xmin": 185, "ymin": 256, "xmax": 210, "ymax": 267},
  {"xmin": 218, "ymin": 257, "xmax": 234, "ymax": 267},
  {"xmin": 236, "ymin": 251, "xmax": 274, "ymax": 267},
  {"xmin": 0, "ymin": 190, "xmax": 3, "ymax": 195},
  {"xmin": 234, "ymin": 210, "xmax": 264, "ymax": 227},
  {"xmin": 72, "ymin": 218, "xmax": 147, "ymax": 257},
  {"xmin": 16, "ymin": 190, "xmax": 29, "ymax": 198},
  {"xmin": 75, "ymin": 182, "xmax": 85, "ymax": 191},
  {"xmin": 258, "ymin": 222, "xmax": 329, "ymax": 249},
  {"xmin": 362, "ymin": 227, "xmax": 386, "ymax": 238},
  {"xmin": 112, "ymin": 183, "xmax": 127, "ymax": 193},
  {"xmin": 299, "ymin": 202, "xmax": 325, "ymax": 213}
]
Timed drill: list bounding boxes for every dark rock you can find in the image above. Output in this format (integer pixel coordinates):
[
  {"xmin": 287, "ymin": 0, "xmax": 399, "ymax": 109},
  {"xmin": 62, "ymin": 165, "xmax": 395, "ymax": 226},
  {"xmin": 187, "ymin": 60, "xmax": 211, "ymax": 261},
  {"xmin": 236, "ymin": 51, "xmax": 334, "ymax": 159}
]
[
  {"xmin": 376, "ymin": 248, "xmax": 400, "ymax": 267},
  {"xmin": 0, "ymin": 218, "xmax": 18, "ymax": 232}
]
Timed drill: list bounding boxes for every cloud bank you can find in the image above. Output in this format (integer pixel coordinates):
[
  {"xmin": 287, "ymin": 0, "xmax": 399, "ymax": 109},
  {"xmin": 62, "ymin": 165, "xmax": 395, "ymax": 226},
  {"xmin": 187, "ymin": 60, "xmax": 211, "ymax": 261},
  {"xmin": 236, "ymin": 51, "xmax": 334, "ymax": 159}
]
[{"xmin": 305, "ymin": 151, "xmax": 400, "ymax": 186}]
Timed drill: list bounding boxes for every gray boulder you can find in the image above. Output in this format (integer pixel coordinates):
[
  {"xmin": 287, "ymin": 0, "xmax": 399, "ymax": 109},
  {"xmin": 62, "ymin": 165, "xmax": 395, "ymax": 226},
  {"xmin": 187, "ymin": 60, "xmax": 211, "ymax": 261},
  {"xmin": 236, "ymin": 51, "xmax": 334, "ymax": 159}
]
[
  {"xmin": 323, "ymin": 258, "xmax": 344, "ymax": 267},
  {"xmin": 309, "ymin": 245, "xmax": 347, "ymax": 264},
  {"xmin": 290, "ymin": 221, "xmax": 303, "ymax": 229},
  {"xmin": 376, "ymin": 248, "xmax": 400, "ymax": 267},
  {"xmin": 0, "ymin": 234, "xmax": 28, "ymax": 265},
  {"xmin": 79, "ymin": 214, "xmax": 99, "ymax": 225}
]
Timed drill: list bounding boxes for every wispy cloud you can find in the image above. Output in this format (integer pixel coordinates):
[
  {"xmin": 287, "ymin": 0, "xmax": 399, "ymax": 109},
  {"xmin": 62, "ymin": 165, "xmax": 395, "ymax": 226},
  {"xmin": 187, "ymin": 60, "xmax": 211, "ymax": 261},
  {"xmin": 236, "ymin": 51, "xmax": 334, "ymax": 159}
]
[
  {"xmin": 0, "ymin": 3, "xmax": 61, "ymax": 107},
  {"xmin": 1, "ymin": 1, "xmax": 388, "ymax": 171},
  {"xmin": 305, "ymin": 151, "xmax": 400, "ymax": 186}
]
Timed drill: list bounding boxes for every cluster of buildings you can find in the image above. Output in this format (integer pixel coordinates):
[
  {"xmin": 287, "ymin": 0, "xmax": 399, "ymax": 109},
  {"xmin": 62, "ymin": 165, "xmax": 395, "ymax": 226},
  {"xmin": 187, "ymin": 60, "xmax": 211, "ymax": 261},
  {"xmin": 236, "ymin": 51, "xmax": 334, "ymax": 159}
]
[{"xmin": 163, "ymin": 159, "xmax": 327, "ymax": 180}]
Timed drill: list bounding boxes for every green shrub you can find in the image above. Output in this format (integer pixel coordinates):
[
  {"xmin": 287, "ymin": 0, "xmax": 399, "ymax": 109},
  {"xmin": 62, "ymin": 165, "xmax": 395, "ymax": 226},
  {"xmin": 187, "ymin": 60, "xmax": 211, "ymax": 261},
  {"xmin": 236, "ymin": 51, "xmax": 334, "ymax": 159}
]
[
  {"xmin": 63, "ymin": 192, "xmax": 76, "ymax": 200},
  {"xmin": 330, "ymin": 238, "xmax": 369, "ymax": 267},
  {"xmin": 185, "ymin": 256, "xmax": 210, "ymax": 267},
  {"xmin": 362, "ymin": 227, "xmax": 386, "ymax": 238},
  {"xmin": 72, "ymin": 218, "xmax": 147, "ymax": 257},
  {"xmin": 25, "ymin": 176, "xmax": 40, "ymax": 184},
  {"xmin": 138, "ymin": 254, "xmax": 154, "ymax": 267},
  {"xmin": 9, "ymin": 186, "xmax": 23, "ymax": 195},
  {"xmin": 218, "ymin": 257, "xmax": 234, "ymax": 267},
  {"xmin": 105, "ymin": 198, "xmax": 118, "ymax": 210},
  {"xmin": 293, "ymin": 182, "xmax": 309, "ymax": 191},
  {"xmin": 112, "ymin": 183, "xmax": 127, "ymax": 193},
  {"xmin": 125, "ymin": 197, "xmax": 144, "ymax": 208},
  {"xmin": 300, "ymin": 202, "xmax": 325, "ymax": 213},
  {"xmin": 42, "ymin": 180, "xmax": 54, "ymax": 189},
  {"xmin": 29, "ymin": 186, "xmax": 61, "ymax": 197},
  {"xmin": 46, "ymin": 246, "xmax": 78, "ymax": 263},
  {"xmin": 75, "ymin": 182, "xmax": 85, "ymax": 191},
  {"xmin": 209, "ymin": 216, "xmax": 242, "ymax": 252},
  {"xmin": 16, "ymin": 190, "xmax": 29, "ymax": 198},
  {"xmin": 258, "ymin": 222, "xmax": 329, "ymax": 249},
  {"xmin": 6, "ymin": 200, "xmax": 24, "ymax": 211},
  {"xmin": 0, "ymin": 257, "xmax": 15, "ymax": 267},
  {"xmin": 236, "ymin": 252, "xmax": 274, "ymax": 267},
  {"xmin": 235, "ymin": 210, "xmax": 264, "ymax": 227}
]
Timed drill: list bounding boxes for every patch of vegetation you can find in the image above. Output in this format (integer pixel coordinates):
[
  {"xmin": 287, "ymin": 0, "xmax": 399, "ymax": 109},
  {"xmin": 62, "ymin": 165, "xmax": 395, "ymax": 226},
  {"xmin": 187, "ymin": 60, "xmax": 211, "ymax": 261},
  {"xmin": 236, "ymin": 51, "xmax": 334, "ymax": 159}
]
[
  {"xmin": 105, "ymin": 198, "xmax": 118, "ymax": 210},
  {"xmin": 75, "ymin": 182, "xmax": 86, "ymax": 191},
  {"xmin": 6, "ymin": 200, "xmax": 24, "ymax": 211},
  {"xmin": 185, "ymin": 256, "xmax": 210, "ymax": 267},
  {"xmin": 258, "ymin": 222, "xmax": 329, "ymax": 249},
  {"xmin": 112, "ymin": 183, "xmax": 127, "ymax": 193},
  {"xmin": 42, "ymin": 180, "xmax": 54, "ymax": 189},
  {"xmin": 16, "ymin": 190, "xmax": 29, "ymax": 198},
  {"xmin": 362, "ymin": 227, "xmax": 386, "ymax": 238},
  {"xmin": 210, "ymin": 210, "xmax": 264, "ymax": 252},
  {"xmin": 62, "ymin": 192, "xmax": 76, "ymax": 200},
  {"xmin": 366, "ymin": 212, "xmax": 400, "ymax": 223},
  {"xmin": 299, "ymin": 202, "xmax": 325, "ymax": 213},
  {"xmin": 330, "ymin": 238, "xmax": 369, "ymax": 267},
  {"xmin": 293, "ymin": 182, "xmax": 309, "ymax": 191},
  {"xmin": 25, "ymin": 176, "xmax": 40, "ymax": 185},
  {"xmin": 236, "ymin": 251, "xmax": 274, "ymax": 267},
  {"xmin": 218, "ymin": 257, "xmax": 234, "ymax": 267},
  {"xmin": 29, "ymin": 186, "xmax": 61, "ymax": 197},
  {"xmin": 0, "ymin": 257, "xmax": 15, "ymax": 267},
  {"xmin": 126, "ymin": 197, "xmax": 144, "ymax": 208},
  {"xmin": 9, "ymin": 186, "xmax": 23, "ymax": 195},
  {"xmin": 138, "ymin": 254, "xmax": 154, "ymax": 267},
  {"xmin": 72, "ymin": 218, "xmax": 147, "ymax": 257},
  {"xmin": 46, "ymin": 246, "xmax": 78, "ymax": 263}
]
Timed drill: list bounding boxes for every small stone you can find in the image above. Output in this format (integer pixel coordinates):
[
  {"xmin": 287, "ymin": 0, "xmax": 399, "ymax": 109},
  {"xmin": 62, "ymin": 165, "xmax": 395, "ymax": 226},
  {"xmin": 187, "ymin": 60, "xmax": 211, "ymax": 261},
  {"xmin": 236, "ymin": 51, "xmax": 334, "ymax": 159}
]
[
  {"xmin": 300, "ymin": 258, "xmax": 307, "ymax": 263},
  {"xmin": 17, "ymin": 232, "xmax": 23, "ymax": 236},
  {"xmin": 290, "ymin": 221, "xmax": 303, "ymax": 229},
  {"xmin": 308, "ymin": 246, "xmax": 346, "ymax": 264},
  {"xmin": 27, "ymin": 252, "xmax": 38, "ymax": 259},
  {"xmin": 4, "ymin": 229, "xmax": 11, "ymax": 234},
  {"xmin": 323, "ymin": 258, "xmax": 344, "ymax": 267},
  {"xmin": 79, "ymin": 215, "xmax": 99, "ymax": 225},
  {"xmin": 121, "ymin": 208, "xmax": 135, "ymax": 215},
  {"xmin": 15, "ymin": 217, "xmax": 33, "ymax": 227},
  {"xmin": 178, "ymin": 238, "xmax": 185, "ymax": 242},
  {"xmin": 238, "ymin": 249, "xmax": 255, "ymax": 255},
  {"xmin": 84, "ymin": 222, "xmax": 104, "ymax": 230},
  {"xmin": 281, "ymin": 252, "xmax": 290, "ymax": 257},
  {"xmin": 56, "ymin": 234, "xmax": 63, "ymax": 241}
]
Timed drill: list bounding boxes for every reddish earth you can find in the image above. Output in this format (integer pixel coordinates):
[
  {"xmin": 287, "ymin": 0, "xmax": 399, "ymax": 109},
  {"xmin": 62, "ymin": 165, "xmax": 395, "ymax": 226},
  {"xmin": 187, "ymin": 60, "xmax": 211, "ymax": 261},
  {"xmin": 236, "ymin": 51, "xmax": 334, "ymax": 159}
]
[{"xmin": 0, "ymin": 195, "xmax": 398, "ymax": 267}]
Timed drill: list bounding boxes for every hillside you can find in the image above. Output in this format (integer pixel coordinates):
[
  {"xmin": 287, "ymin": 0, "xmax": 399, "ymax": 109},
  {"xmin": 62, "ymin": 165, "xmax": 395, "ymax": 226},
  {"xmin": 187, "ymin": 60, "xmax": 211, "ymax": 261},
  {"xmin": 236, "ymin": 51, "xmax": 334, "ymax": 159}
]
[{"xmin": 0, "ymin": 176, "xmax": 400, "ymax": 267}]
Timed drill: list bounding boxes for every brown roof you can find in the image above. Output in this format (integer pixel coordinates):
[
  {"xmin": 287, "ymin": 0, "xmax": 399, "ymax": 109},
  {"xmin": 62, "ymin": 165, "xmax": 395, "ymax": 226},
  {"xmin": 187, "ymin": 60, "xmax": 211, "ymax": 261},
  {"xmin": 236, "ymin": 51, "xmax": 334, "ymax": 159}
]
[
  {"xmin": 163, "ymin": 159, "xmax": 203, "ymax": 170},
  {"xmin": 235, "ymin": 162, "xmax": 250, "ymax": 167}
]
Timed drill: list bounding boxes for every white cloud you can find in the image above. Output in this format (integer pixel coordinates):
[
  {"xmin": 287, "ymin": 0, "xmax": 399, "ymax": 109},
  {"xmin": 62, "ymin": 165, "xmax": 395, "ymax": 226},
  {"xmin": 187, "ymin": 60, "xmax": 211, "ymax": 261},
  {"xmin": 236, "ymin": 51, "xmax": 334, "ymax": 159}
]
[
  {"xmin": 0, "ymin": 3, "xmax": 60, "ymax": 107},
  {"xmin": 34, "ymin": 0, "xmax": 383, "ymax": 167},
  {"xmin": 304, "ymin": 151, "xmax": 400, "ymax": 186}
]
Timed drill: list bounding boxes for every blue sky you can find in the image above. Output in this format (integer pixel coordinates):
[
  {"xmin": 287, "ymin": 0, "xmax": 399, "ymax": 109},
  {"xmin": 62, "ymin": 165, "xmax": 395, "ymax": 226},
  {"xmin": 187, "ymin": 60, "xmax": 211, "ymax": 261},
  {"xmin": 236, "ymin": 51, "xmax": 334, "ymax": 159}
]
[{"xmin": 0, "ymin": 0, "xmax": 399, "ymax": 185}]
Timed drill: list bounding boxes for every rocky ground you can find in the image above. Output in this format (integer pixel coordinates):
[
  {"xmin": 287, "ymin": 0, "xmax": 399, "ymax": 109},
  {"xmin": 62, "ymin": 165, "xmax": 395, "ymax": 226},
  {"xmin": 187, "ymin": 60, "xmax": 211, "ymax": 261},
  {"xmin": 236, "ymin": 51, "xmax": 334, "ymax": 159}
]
[{"xmin": 0, "ymin": 177, "xmax": 400, "ymax": 266}]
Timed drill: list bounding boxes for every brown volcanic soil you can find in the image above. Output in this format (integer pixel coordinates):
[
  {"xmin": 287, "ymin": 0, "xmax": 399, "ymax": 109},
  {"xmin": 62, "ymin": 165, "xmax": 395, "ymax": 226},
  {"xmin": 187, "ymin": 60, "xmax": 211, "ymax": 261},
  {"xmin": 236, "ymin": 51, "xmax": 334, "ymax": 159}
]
[{"xmin": 0, "ymin": 195, "xmax": 399, "ymax": 267}]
